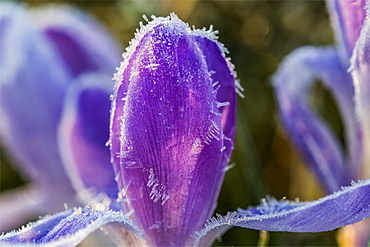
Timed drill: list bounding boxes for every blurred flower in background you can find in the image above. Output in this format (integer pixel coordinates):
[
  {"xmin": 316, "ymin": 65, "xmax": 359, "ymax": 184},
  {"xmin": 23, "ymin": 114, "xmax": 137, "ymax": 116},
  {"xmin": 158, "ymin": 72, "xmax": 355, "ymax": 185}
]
[
  {"xmin": 273, "ymin": 0, "xmax": 370, "ymax": 245},
  {"xmin": 0, "ymin": 2, "xmax": 121, "ymax": 232},
  {"xmin": 1, "ymin": 1, "xmax": 369, "ymax": 246}
]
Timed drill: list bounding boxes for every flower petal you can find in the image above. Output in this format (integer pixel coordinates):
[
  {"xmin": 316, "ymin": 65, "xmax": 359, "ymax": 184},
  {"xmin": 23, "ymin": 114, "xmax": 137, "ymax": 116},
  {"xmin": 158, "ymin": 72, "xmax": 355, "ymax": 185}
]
[
  {"xmin": 195, "ymin": 179, "xmax": 370, "ymax": 246},
  {"xmin": 58, "ymin": 73, "xmax": 120, "ymax": 211},
  {"xmin": 273, "ymin": 46, "xmax": 361, "ymax": 192},
  {"xmin": 350, "ymin": 6, "xmax": 370, "ymax": 179},
  {"xmin": 110, "ymin": 14, "xmax": 237, "ymax": 246},
  {"xmin": 31, "ymin": 5, "xmax": 121, "ymax": 77},
  {"xmin": 0, "ymin": 206, "xmax": 143, "ymax": 247}
]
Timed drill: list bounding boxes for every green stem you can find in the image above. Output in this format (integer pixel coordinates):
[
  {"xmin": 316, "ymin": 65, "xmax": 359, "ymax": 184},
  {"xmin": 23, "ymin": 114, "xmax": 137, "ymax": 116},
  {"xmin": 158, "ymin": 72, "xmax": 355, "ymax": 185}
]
[{"xmin": 257, "ymin": 231, "xmax": 269, "ymax": 247}]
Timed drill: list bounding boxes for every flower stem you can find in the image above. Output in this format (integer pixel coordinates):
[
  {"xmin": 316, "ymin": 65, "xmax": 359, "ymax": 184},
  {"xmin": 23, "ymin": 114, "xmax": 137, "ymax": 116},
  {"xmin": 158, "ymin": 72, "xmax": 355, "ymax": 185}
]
[{"xmin": 257, "ymin": 231, "xmax": 269, "ymax": 247}]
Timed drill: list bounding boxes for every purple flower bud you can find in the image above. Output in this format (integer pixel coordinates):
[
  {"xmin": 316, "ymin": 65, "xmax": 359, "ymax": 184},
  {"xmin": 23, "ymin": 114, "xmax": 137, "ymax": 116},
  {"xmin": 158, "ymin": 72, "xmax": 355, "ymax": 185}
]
[{"xmin": 109, "ymin": 14, "xmax": 238, "ymax": 246}]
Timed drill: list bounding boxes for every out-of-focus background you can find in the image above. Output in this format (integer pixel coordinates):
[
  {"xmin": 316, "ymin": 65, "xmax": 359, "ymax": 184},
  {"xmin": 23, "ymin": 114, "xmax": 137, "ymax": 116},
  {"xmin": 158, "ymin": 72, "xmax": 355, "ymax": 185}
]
[{"xmin": 1, "ymin": 0, "xmax": 344, "ymax": 246}]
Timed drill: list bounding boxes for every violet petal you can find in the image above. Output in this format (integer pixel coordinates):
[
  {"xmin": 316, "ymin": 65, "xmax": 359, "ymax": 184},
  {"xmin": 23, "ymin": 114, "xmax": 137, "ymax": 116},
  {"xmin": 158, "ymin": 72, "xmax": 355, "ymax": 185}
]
[
  {"xmin": 195, "ymin": 179, "xmax": 370, "ymax": 246},
  {"xmin": 110, "ymin": 14, "xmax": 237, "ymax": 246}
]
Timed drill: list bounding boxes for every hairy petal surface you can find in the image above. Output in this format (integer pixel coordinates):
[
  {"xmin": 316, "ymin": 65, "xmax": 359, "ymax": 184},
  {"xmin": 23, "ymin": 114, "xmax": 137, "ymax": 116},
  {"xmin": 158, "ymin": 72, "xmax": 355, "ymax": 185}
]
[
  {"xmin": 0, "ymin": 206, "xmax": 143, "ymax": 247},
  {"xmin": 195, "ymin": 179, "xmax": 370, "ymax": 246},
  {"xmin": 273, "ymin": 46, "xmax": 361, "ymax": 192},
  {"xmin": 58, "ymin": 73, "xmax": 120, "ymax": 211},
  {"xmin": 110, "ymin": 14, "xmax": 237, "ymax": 246}
]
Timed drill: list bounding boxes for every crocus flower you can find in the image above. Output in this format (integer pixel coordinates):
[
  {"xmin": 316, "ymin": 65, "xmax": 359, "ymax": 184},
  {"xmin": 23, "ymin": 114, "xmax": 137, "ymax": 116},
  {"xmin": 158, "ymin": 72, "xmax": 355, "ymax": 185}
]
[
  {"xmin": 0, "ymin": 3, "xmax": 121, "ymax": 231},
  {"xmin": 1, "ymin": 13, "xmax": 369, "ymax": 247},
  {"xmin": 273, "ymin": 0, "xmax": 370, "ymax": 245}
]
